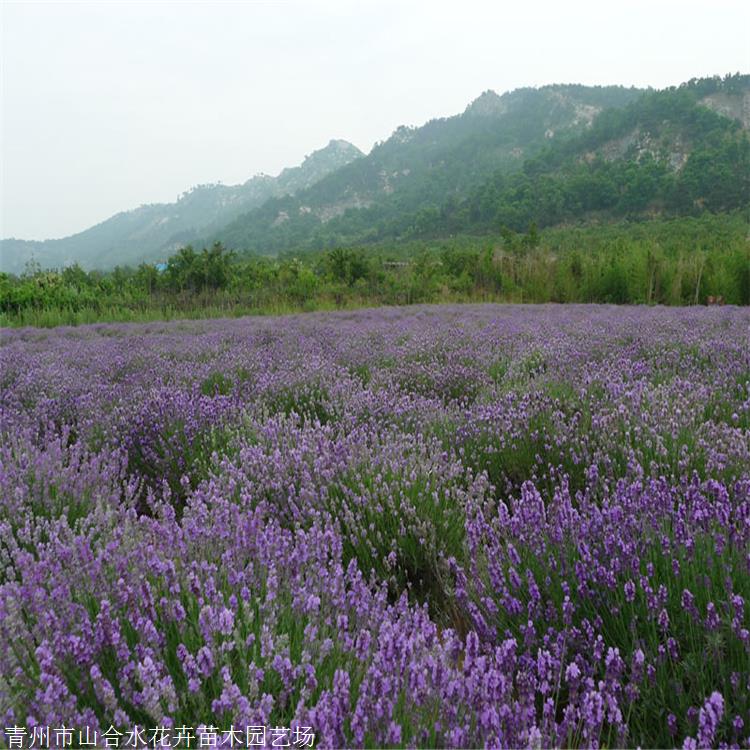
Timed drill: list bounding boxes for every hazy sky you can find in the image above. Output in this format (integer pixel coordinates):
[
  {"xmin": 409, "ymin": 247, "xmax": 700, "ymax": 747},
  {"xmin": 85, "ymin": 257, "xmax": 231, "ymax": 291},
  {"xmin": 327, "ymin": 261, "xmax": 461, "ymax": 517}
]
[{"xmin": 2, "ymin": 0, "xmax": 749, "ymax": 241}]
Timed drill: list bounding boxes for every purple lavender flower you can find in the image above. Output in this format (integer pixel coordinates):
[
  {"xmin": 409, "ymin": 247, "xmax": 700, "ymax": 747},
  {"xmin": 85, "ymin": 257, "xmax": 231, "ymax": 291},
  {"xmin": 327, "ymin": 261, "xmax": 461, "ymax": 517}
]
[{"xmin": 1, "ymin": 304, "xmax": 748, "ymax": 748}]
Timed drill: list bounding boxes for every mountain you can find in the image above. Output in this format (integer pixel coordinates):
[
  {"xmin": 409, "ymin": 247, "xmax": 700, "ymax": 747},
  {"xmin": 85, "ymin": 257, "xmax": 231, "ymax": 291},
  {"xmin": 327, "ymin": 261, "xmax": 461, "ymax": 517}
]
[
  {"xmin": 449, "ymin": 74, "xmax": 750, "ymax": 234},
  {"xmin": 4, "ymin": 75, "xmax": 748, "ymax": 273},
  {"xmin": 212, "ymin": 76, "xmax": 749, "ymax": 253},
  {"xmin": 0, "ymin": 139, "xmax": 363, "ymax": 274},
  {"xmin": 211, "ymin": 84, "xmax": 646, "ymax": 252}
]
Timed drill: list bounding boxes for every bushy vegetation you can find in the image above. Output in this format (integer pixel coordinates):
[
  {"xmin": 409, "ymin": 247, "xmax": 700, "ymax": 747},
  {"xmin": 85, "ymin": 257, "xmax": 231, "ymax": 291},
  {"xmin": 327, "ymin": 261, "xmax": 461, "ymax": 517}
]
[{"xmin": 1, "ymin": 214, "xmax": 748, "ymax": 327}]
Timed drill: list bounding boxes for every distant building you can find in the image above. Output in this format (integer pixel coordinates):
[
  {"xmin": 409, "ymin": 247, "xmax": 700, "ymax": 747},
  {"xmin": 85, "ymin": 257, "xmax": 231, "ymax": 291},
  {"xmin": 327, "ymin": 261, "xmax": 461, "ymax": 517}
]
[{"xmin": 155, "ymin": 262, "xmax": 168, "ymax": 273}]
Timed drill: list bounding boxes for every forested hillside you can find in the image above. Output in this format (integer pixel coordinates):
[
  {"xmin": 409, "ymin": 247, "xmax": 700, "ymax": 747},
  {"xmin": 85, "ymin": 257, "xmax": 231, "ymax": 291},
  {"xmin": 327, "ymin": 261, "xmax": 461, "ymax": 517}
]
[
  {"xmin": 2, "ymin": 75, "xmax": 747, "ymax": 276},
  {"xmin": 213, "ymin": 76, "xmax": 749, "ymax": 253},
  {"xmin": 0, "ymin": 140, "xmax": 363, "ymax": 274},
  {"xmin": 213, "ymin": 84, "xmax": 645, "ymax": 251}
]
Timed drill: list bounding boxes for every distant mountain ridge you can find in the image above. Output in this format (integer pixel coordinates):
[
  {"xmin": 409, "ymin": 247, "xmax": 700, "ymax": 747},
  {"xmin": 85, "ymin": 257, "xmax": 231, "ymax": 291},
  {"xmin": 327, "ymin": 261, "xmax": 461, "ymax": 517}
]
[
  {"xmin": 448, "ymin": 75, "xmax": 750, "ymax": 235},
  {"xmin": 2, "ymin": 75, "xmax": 748, "ymax": 273},
  {"xmin": 0, "ymin": 139, "xmax": 363, "ymax": 274},
  {"xmin": 211, "ymin": 76, "xmax": 749, "ymax": 252},
  {"xmin": 211, "ymin": 83, "xmax": 647, "ymax": 253}
]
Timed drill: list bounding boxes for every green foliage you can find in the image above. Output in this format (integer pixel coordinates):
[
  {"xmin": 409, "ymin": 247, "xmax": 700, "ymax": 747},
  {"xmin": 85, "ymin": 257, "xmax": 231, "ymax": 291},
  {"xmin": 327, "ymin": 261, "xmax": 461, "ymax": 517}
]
[
  {"xmin": 1, "ymin": 214, "xmax": 748, "ymax": 327},
  {"xmin": 200, "ymin": 372, "xmax": 233, "ymax": 397},
  {"xmin": 266, "ymin": 383, "xmax": 332, "ymax": 425},
  {"xmin": 126, "ymin": 422, "xmax": 232, "ymax": 516},
  {"xmin": 165, "ymin": 242, "xmax": 234, "ymax": 293},
  {"xmin": 208, "ymin": 76, "xmax": 749, "ymax": 253}
]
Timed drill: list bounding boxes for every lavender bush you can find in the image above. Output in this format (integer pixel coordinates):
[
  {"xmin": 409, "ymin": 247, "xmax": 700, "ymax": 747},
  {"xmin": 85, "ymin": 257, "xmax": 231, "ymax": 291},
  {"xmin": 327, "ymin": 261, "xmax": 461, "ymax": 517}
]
[{"xmin": 1, "ymin": 304, "xmax": 748, "ymax": 748}]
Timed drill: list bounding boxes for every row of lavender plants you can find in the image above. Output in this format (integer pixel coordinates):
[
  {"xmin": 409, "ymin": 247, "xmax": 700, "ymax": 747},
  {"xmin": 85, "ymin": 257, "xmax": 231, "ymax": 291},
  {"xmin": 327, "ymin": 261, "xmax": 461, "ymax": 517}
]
[{"xmin": 1, "ymin": 304, "xmax": 749, "ymax": 748}]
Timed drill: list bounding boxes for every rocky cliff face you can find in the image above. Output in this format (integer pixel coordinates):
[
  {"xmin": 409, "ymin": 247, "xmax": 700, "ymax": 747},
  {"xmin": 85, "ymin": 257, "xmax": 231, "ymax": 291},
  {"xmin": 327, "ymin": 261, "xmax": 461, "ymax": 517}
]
[
  {"xmin": 275, "ymin": 140, "xmax": 364, "ymax": 193},
  {"xmin": 591, "ymin": 83, "xmax": 750, "ymax": 172},
  {"xmin": 701, "ymin": 89, "xmax": 750, "ymax": 129}
]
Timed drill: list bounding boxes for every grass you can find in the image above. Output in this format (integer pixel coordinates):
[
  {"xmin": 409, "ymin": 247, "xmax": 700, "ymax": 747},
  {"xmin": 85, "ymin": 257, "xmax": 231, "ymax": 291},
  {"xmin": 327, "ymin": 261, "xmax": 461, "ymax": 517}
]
[{"xmin": 0, "ymin": 299, "xmax": 362, "ymax": 329}]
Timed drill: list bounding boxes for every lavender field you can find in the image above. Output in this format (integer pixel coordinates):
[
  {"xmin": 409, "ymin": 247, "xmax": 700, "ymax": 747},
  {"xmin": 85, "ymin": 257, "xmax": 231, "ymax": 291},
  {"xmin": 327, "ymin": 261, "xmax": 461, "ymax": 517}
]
[{"xmin": 1, "ymin": 304, "xmax": 749, "ymax": 749}]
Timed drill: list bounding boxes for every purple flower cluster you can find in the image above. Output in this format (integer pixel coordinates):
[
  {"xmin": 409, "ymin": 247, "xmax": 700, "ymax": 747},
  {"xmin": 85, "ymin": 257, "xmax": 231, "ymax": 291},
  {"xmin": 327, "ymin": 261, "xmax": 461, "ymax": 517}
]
[{"xmin": 1, "ymin": 304, "xmax": 749, "ymax": 748}]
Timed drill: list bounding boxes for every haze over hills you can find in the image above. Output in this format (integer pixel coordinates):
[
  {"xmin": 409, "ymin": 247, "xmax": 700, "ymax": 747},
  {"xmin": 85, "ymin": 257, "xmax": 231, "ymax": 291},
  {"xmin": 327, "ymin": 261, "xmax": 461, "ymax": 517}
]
[
  {"xmin": 213, "ymin": 75, "xmax": 749, "ymax": 253},
  {"xmin": 1, "ymin": 74, "xmax": 748, "ymax": 274},
  {"xmin": 212, "ymin": 83, "xmax": 646, "ymax": 252},
  {"xmin": 0, "ymin": 139, "xmax": 363, "ymax": 274}
]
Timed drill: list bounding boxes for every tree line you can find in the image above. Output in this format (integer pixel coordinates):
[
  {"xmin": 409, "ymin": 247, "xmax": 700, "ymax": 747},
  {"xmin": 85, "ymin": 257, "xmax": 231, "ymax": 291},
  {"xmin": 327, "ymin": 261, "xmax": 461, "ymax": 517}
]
[{"xmin": 1, "ymin": 213, "xmax": 748, "ymax": 327}]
